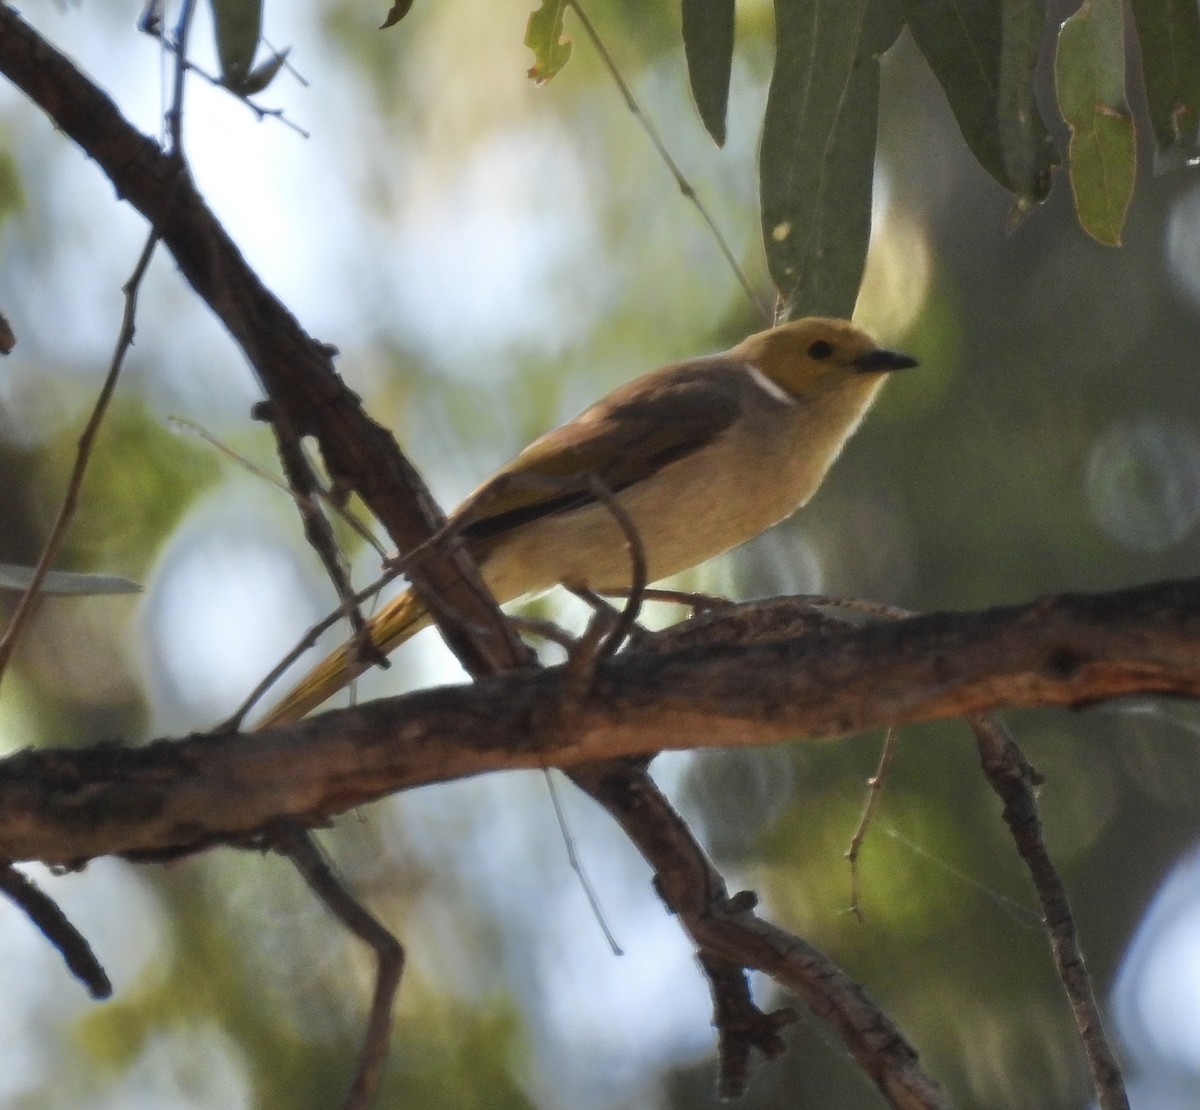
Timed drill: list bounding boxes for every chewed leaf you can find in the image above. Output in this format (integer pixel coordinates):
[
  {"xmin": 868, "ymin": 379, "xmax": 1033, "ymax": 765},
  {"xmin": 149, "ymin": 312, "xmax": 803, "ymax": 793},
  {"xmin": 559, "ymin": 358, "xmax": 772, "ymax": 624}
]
[
  {"xmin": 1056, "ymin": 0, "xmax": 1137, "ymax": 245},
  {"xmin": 682, "ymin": 0, "xmax": 736, "ymax": 147},
  {"xmin": 0, "ymin": 564, "xmax": 142, "ymax": 596},
  {"xmin": 525, "ymin": 0, "xmax": 572, "ymax": 85}
]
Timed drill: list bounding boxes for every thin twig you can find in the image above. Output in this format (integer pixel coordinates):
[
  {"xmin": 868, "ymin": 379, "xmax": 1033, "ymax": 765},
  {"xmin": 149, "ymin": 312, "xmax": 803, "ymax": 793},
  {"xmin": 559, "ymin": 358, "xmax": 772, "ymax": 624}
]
[
  {"xmin": 167, "ymin": 416, "xmax": 385, "ymax": 557},
  {"xmin": 584, "ymin": 476, "xmax": 646, "ymax": 658},
  {"xmin": 275, "ymin": 827, "xmax": 404, "ymax": 1110},
  {"xmin": 0, "ymin": 864, "xmax": 111, "ymax": 999},
  {"xmin": 507, "ymin": 614, "xmax": 577, "ymax": 651},
  {"xmin": 543, "ymin": 770, "xmax": 623, "ymax": 955},
  {"xmin": 881, "ymin": 826, "xmax": 1039, "ymax": 928},
  {"xmin": 845, "ymin": 724, "xmax": 898, "ymax": 923},
  {"xmin": 970, "ymin": 714, "xmax": 1130, "ymax": 1110},
  {"xmin": 165, "ymin": 0, "xmax": 197, "ymax": 152},
  {"xmin": 804, "ymin": 592, "xmax": 1129, "ymax": 1106},
  {"xmin": 262, "ymin": 36, "xmax": 310, "ymax": 87},
  {"xmin": 0, "ymin": 231, "xmax": 159, "ymax": 690},
  {"xmin": 602, "ymin": 585, "xmax": 733, "ymax": 612},
  {"xmin": 141, "ymin": 17, "xmax": 310, "ymax": 138},
  {"xmin": 257, "ymin": 400, "xmax": 387, "ymax": 677},
  {"xmin": 565, "ymin": 0, "xmax": 768, "ymax": 323},
  {"xmin": 215, "ymin": 566, "xmax": 400, "ymax": 731}
]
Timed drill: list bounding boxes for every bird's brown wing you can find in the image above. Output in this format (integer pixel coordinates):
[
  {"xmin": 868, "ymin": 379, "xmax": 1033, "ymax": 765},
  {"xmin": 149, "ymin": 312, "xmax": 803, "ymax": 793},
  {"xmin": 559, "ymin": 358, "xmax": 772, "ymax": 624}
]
[{"xmin": 458, "ymin": 358, "xmax": 746, "ymax": 545}]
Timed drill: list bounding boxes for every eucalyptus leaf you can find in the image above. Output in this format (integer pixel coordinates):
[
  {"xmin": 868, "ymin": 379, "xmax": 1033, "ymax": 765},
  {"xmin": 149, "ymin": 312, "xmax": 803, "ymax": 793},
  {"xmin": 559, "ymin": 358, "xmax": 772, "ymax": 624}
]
[
  {"xmin": 525, "ymin": 0, "xmax": 572, "ymax": 85},
  {"xmin": 227, "ymin": 47, "xmax": 290, "ymax": 97},
  {"xmin": 208, "ymin": 0, "xmax": 262, "ymax": 88},
  {"xmin": 682, "ymin": 0, "xmax": 736, "ymax": 146},
  {"xmin": 1129, "ymin": 0, "xmax": 1200, "ymax": 171},
  {"xmin": 760, "ymin": 0, "xmax": 903, "ymax": 321},
  {"xmin": 1056, "ymin": 0, "xmax": 1136, "ymax": 245},
  {"xmin": 901, "ymin": 0, "xmax": 1055, "ymax": 215},
  {"xmin": 0, "ymin": 564, "xmax": 141, "ymax": 596},
  {"xmin": 380, "ymin": 0, "xmax": 415, "ymax": 29}
]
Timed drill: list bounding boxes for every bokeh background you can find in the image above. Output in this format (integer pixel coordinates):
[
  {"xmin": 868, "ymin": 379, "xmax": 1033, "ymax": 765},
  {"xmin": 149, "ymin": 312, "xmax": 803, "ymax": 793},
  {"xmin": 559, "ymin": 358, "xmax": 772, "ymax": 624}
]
[{"xmin": 2, "ymin": 2, "xmax": 1200, "ymax": 1107}]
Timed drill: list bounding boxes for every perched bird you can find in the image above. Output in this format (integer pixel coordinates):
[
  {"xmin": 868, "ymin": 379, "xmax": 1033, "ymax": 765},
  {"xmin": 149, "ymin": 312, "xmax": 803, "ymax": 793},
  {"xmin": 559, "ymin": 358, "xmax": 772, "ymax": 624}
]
[{"xmin": 258, "ymin": 317, "xmax": 917, "ymax": 727}]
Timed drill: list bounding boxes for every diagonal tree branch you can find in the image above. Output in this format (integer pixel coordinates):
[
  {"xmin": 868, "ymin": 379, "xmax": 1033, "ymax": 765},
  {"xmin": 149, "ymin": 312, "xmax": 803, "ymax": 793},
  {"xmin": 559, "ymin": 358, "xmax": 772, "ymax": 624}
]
[{"xmin": 0, "ymin": 3, "xmax": 526, "ymax": 678}]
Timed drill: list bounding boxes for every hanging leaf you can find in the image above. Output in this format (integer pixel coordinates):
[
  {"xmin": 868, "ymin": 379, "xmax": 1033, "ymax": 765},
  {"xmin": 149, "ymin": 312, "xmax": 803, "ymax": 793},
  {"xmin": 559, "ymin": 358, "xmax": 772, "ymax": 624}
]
[
  {"xmin": 760, "ymin": 0, "xmax": 904, "ymax": 321},
  {"xmin": 682, "ymin": 0, "xmax": 736, "ymax": 147},
  {"xmin": 902, "ymin": 0, "xmax": 1056, "ymax": 219},
  {"xmin": 0, "ymin": 564, "xmax": 141, "ymax": 596},
  {"xmin": 1129, "ymin": 0, "xmax": 1200, "ymax": 171},
  {"xmin": 380, "ymin": 0, "xmax": 415, "ymax": 29},
  {"xmin": 525, "ymin": 0, "xmax": 572, "ymax": 85},
  {"xmin": 207, "ymin": 0, "xmax": 262, "ymax": 89},
  {"xmin": 226, "ymin": 47, "xmax": 291, "ymax": 97},
  {"xmin": 999, "ymin": 0, "xmax": 1057, "ymax": 227},
  {"xmin": 1056, "ymin": 0, "xmax": 1136, "ymax": 246}
]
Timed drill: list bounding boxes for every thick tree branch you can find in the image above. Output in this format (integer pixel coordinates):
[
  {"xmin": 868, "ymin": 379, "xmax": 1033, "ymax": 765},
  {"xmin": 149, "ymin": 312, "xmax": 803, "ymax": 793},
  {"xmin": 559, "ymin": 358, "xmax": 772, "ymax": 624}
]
[{"xmin": 0, "ymin": 579, "xmax": 1196, "ymax": 866}]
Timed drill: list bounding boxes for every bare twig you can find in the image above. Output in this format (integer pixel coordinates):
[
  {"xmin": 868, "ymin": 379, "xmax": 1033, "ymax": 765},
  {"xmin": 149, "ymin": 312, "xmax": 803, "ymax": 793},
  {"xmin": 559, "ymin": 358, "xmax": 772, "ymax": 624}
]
[
  {"xmin": 602, "ymin": 585, "xmax": 733, "ymax": 612},
  {"xmin": 544, "ymin": 770, "xmax": 623, "ymax": 955},
  {"xmin": 845, "ymin": 723, "xmax": 899, "ymax": 923},
  {"xmin": 0, "ymin": 231, "xmax": 159, "ymax": 691},
  {"xmin": 586, "ymin": 476, "xmax": 647, "ymax": 658},
  {"xmin": 216, "ymin": 566, "xmax": 400, "ymax": 731},
  {"xmin": 165, "ymin": 0, "xmax": 197, "ymax": 152},
  {"xmin": 275, "ymin": 827, "xmax": 404, "ymax": 1110},
  {"xmin": 167, "ymin": 417, "xmax": 385, "ymax": 557},
  {"xmin": 141, "ymin": 13, "xmax": 310, "ymax": 138},
  {"xmin": 256, "ymin": 400, "xmax": 387, "ymax": 674},
  {"xmin": 0, "ymin": 864, "xmax": 111, "ymax": 999},
  {"xmin": 970, "ymin": 714, "xmax": 1130, "ymax": 1110}
]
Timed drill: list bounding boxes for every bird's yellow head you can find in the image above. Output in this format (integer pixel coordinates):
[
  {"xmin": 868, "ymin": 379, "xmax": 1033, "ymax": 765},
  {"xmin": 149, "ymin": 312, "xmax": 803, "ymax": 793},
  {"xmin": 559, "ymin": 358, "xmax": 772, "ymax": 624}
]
[{"xmin": 734, "ymin": 317, "xmax": 918, "ymax": 401}]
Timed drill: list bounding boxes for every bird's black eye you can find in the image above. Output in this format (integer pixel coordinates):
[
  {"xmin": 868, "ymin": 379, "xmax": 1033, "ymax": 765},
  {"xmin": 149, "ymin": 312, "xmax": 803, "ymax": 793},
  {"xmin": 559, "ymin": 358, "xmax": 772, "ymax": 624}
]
[{"xmin": 807, "ymin": 339, "xmax": 834, "ymax": 360}]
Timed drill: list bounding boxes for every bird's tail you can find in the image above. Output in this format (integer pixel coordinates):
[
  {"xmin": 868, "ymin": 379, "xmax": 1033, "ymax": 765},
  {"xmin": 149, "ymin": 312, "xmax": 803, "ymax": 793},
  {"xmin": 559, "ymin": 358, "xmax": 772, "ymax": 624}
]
[{"xmin": 255, "ymin": 589, "xmax": 429, "ymax": 728}]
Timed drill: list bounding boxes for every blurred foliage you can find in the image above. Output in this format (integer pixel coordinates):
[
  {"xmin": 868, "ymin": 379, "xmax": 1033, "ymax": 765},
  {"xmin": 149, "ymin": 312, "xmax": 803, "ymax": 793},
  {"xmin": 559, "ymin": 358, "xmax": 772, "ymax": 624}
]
[
  {"xmin": 0, "ymin": 148, "xmax": 23, "ymax": 224},
  {"xmin": 31, "ymin": 399, "xmax": 220, "ymax": 576},
  {"xmin": 2, "ymin": 0, "xmax": 1200, "ymax": 1108}
]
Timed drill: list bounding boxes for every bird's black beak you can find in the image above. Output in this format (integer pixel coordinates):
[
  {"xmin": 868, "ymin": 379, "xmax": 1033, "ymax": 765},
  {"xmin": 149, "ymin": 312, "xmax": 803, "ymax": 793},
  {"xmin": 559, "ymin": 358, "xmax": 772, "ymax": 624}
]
[{"xmin": 854, "ymin": 348, "xmax": 919, "ymax": 373}]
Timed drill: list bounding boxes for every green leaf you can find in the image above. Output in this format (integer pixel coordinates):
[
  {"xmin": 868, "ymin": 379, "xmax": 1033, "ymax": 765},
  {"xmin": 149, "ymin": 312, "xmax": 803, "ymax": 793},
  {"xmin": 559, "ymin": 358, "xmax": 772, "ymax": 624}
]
[
  {"xmin": 760, "ymin": 0, "xmax": 904, "ymax": 321},
  {"xmin": 901, "ymin": 0, "xmax": 1055, "ymax": 215},
  {"xmin": 525, "ymin": 0, "xmax": 572, "ymax": 85},
  {"xmin": 682, "ymin": 0, "xmax": 736, "ymax": 146},
  {"xmin": 227, "ymin": 47, "xmax": 290, "ymax": 97},
  {"xmin": 0, "ymin": 564, "xmax": 141, "ymax": 596},
  {"xmin": 380, "ymin": 0, "xmax": 415, "ymax": 29},
  {"xmin": 1129, "ymin": 0, "xmax": 1200, "ymax": 170},
  {"xmin": 207, "ymin": 0, "xmax": 262, "ymax": 88},
  {"xmin": 1055, "ymin": 0, "xmax": 1136, "ymax": 245}
]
